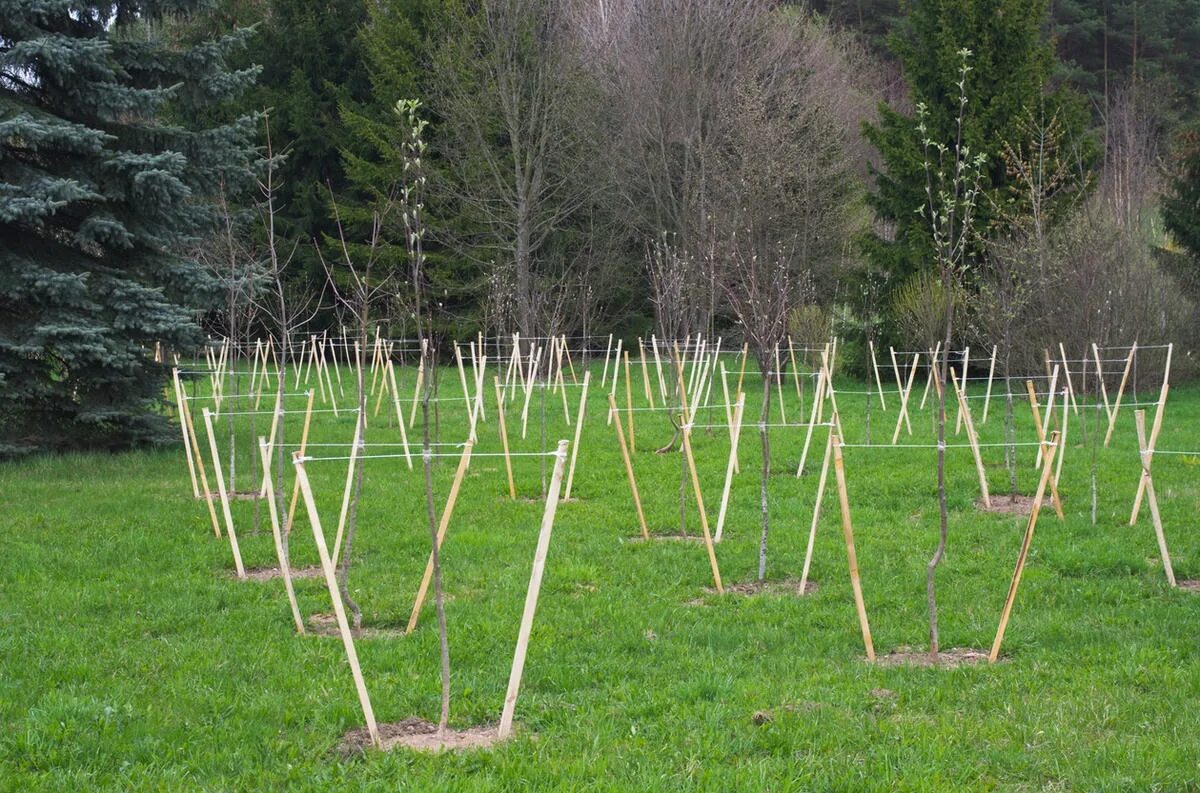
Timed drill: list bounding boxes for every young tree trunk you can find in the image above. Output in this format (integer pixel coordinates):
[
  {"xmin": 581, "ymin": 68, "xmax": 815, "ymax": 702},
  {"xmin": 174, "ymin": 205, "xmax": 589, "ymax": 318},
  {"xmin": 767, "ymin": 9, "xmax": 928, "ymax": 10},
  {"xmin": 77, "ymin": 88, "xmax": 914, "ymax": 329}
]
[
  {"xmin": 422, "ymin": 379, "xmax": 452, "ymax": 734},
  {"xmin": 927, "ymin": 297, "xmax": 955, "ymax": 660},
  {"xmin": 337, "ymin": 341, "xmax": 366, "ymax": 631},
  {"xmin": 1005, "ymin": 376, "xmax": 1017, "ymax": 501},
  {"xmin": 757, "ymin": 366, "xmax": 772, "ymax": 582}
]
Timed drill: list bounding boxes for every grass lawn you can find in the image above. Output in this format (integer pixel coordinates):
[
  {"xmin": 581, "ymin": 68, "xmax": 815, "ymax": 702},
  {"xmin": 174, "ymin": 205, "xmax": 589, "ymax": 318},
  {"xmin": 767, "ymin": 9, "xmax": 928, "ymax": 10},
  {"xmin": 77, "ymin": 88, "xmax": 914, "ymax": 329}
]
[{"xmin": 2, "ymin": 358, "xmax": 1198, "ymax": 791}]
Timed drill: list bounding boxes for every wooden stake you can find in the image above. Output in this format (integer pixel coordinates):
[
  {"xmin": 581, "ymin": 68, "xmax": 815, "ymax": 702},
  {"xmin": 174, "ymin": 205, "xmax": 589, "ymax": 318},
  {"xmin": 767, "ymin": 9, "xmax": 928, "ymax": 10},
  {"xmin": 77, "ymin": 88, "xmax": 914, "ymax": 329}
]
[
  {"xmin": 788, "ymin": 337, "xmax": 803, "ymax": 402},
  {"xmin": 773, "ymin": 344, "xmax": 787, "ymax": 424},
  {"xmin": 406, "ymin": 440, "xmax": 475, "ymax": 634},
  {"xmin": 499, "ymin": 439, "xmax": 568, "ymax": 739},
  {"xmin": 800, "ymin": 424, "xmax": 834, "ymax": 592},
  {"xmin": 173, "ymin": 368, "xmax": 200, "ymax": 498},
  {"xmin": 892, "ymin": 354, "xmax": 920, "ymax": 444},
  {"xmin": 1092, "ymin": 343, "xmax": 1112, "ymax": 420},
  {"xmin": 714, "ymin": 391, "xmax": 747, "ymax": 542},
  {"xmin": 989, "ymin": 430, "xmax": 1059, "ymax": 663},
  {"xmin": 259, "ymin": 439, "xmax": 304, "ymax": 633},
  {"xmin": 797, "ymin": 366, "xmax": 826, "ymax": 477},
  {"xmin": 293, "ymin": 455, "xmax": 380, "ymax": 748},
  {"xmin": 1059, "ymin": 342, "xmax": 1078, "ymax": 414},
  {"xmin": 601, "ymin": 333, "xmax": 613, "ymax": 387},
  {"xmin": 386, "ymin": 360, "xmax": 412, "ymax": 469},
  {"xmin": 1130, "ymin": 345, "xmax": 1172, "ymax": 523},
  {"xmin": 638, "ymin": 339, "xmax": 654, "ymax": 407},
  {"xmin": 494, "ymin": 377, "xmax": 516, "ymax": 500},
  {"xmin": 1103, "ymin": 343, "xmax": 1136, "ymax": 447},
  {"xmin": 285, "ymin": 390, "xmax": 317, "ymax": 533},
  {"xmin": 869, "ymin": 341, "xmax": 886, "ymax": 409},
  {"xmin": 1135, "ymin": 410, "xmax": 1176, "ymax": 585},
  {"xmin": 563, "ymin": 372, "xmax": 590, "ymax": 501},
  {"xmin": 202, "ymin": 408, "xmax": 245, "ymax": 578},
  {"xmin": 331, "ymin": 414, "xmax": 363, "ymax": 565},
  {"xmin": 409, "ymin": 356, "xmax": 424, "ymax": 428},
  {"xmin": 455, "ymin": 342, "xmax": 472, "ymax": 415},
  {"xmin": 1025, "ymin": 381, "xmax": 1064, "ymax": 519},
  {"xmin": 951, "ymin": 369, "xmax": 990, "ymax": 508},
  {"xmin": 954, "ymin": 346, "xmax": 969, "ymax": 435},
  {"xmin": 609, "ymin": 393, "xmax": 649, "ymax": 540},
  {"xmin": 680, "ymin": 410, "xmax": 723, "ymax": 593},
  {"xmin": 181, "ymin": 383, "xmax": 221, "ymax": 537},
  {"xmin": 831, "ymin": 435, "xmax": 874, "ymax": 661},
  {"xmin": 981, "ymin": 345, "xmax": 998, "ymax": 423},
  {"xmin": 652, "ymin": 335, "xmax": 667, "ymax": 401},
  {"xmin": 919, "ymin": 342, "xmax": 940, "ymax": 410}
]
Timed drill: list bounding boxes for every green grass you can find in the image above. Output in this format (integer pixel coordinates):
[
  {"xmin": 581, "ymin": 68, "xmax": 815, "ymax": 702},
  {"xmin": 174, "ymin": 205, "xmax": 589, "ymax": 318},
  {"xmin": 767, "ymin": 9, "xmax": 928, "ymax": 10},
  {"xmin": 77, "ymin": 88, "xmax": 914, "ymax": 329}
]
[{"xmin": 2, "ymin": 359, "xmax": 1199, "ymax": 791}]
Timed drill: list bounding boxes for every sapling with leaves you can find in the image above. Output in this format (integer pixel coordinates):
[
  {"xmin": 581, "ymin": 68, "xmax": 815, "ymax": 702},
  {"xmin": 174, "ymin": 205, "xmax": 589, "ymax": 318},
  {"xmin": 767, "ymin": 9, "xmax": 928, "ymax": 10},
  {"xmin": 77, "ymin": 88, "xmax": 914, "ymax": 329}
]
[{"xmin": 916, "ymin": 49, "xmax": 987, "ymax": 660}]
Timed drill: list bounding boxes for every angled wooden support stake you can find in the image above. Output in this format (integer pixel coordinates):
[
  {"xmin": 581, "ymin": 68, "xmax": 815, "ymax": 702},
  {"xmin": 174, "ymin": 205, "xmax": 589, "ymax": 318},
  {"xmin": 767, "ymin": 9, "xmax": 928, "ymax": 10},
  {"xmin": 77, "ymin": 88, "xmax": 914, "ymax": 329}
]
[
  {"xmin": 989, "ymin": 430, "xmax": 1059, "ymax": 663},
  {"xmin": 891, "ymin": 354, "xmax": 920, "ymax": 444},
  {"xmin": 1130, "ymin": 345, "xmax": 1172, "ymax": 523},
  {"xmin": 1135, "ymin": 410, "xmax": 1176, "ymax": 586},
  {"xmin": 563, "ymin": 371, "xmax": 591, "ymax": 501},
  {"xmin": 1092, "ymin": 343, "xmax": 1112, "ymax": 421},
  {"xmin": 408, "ymin": 356, "xmax": 424, "ymax": 428},
  {"xmin": 831, "ymin": 435, "xmax": 874, "ymax": 661},
  {"xmin": 494, "ymin": 377, "xmax": 516, "ymax": 500},
  {"xmin": 981, "ymin": 345, "xmax": 998, "ymax": 423},
  {"xmin": 259, "ymin": 438, "xmax": 304, "ymax": 633},
  {"xmin": 624, "ymin": 351, "xmax": 634, "ymax": 453},
  {"xmin": 797, "ymin": 366, "xmax": 827, "ymax": 477},
  {"xmin": 1034, "ymin": 364, "xmax": 1060, "ymax": 468},
  {"xmin": 173, "ymin": 368, "xmax": 200, "ymax": 498},
  {"xmin": 284, "ymin": 390, "xmax": 316, "ymax": 534},
  {"xmin": 606, "ymin": 339, "xmax": 623, "ymax": 425},
  {"xmin": 1103, "ymin": 343, "xmax": 1136, "ymax": 447},
  {"xmin": 680, "ymin": 411, "xmax": 723, "ymax": 594},
  {"xmin": 181, "ymin": 384, "xmax": 221, "ymax": 537},
  {"xmin": 202, "ymin": 408, "xmax": 245, "ymax": 578},
  {"xmin": 951, "ymin": 369, "xmax": 990, "ymax": 508},
  {"xmin": 499, "ymin": 439, "xmax": 569, "ymax": 740},
  {"xmin": 293, "ymin": 454, "xmax": 379, "ymax": 748},
  {"xmin": 652, "ymin": 335, "xmax": 667, "ymax": 401},
  {"xmin": 714, "ymin": 391, "xmax": 747, "ymax": 543},
  {"xmin": 406, "ymin": 440, "xmax": 475, "ymax": 634},
  {"xmin": 639, "ymin": 339, "xmax": 654, "ymax": 408},
  {"xmin": 955, "ymin": 346, "xmax": 970, "ymax": 435},
  {"xmin": 919, "ymin": 343, "xmax": 940, "ymax": 411},
  {"xmin": 869, "ymin": 340, "xmax": 887, "ymax": 410},
  {"xmin": 800, "ymin": 422, "xmax": 835, "ymax": 593},
  {"xmin": 386, "ymin": 360, "xmax": 413, "ymax": 469},
  {"xmin": 609, "ymin": 393, "xmax": 648, "ymax": 540},
  {"xmin": 331, "ymin": 414, "xmax": 364, "ymax": 566},
  {"xmin": 1025, "ymin": 381, "xmax": 1064, "ymax": 519},
  {"xmin": 600, "ymin": 333, "xmax": 613, "ymax": 388},
  {"xmin": 1058, "ymin": 342, "xmax": 1078, "ymax": 414}
]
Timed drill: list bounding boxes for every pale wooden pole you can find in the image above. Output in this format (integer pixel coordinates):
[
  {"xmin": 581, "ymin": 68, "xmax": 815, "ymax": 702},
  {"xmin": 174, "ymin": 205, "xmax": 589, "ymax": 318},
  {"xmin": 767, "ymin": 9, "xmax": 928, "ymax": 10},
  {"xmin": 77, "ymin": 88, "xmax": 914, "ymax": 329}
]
[
  {"xmin": 606, "ymin": 339, "xmax": 623, "ymax": 426},
  {"xmin": 259, "ymin": 438, "xmax": 304, "ymax": 633},
  {"xmin": 293, "ymin": 454, "xmax": 380, "ymax": 748},
  {"xmin": 561, "ymin": 334, "xmax": 577, "ymax": 384},
  {"xmin": 600, "ymin": 333, "xmax": 614, "ymax": 388},
  {"xmin": 1058, "ymin": 342, "xmax": 1079, "ymax": 414},
  {"xmin": 889, "ymin": 346, "xmax": 903, "ymax": 395},
  {"xmin": 1103, "ymin": 343, "xmax": 1137, "ymax": 446},
  {"xmin": 455, "ymin": 342, "xmax": 472, "ymax": 416},
  {"xmin": 919, "ymin": 342, "xmax": 940, "ymax": 411},
  {"xmin": 799, "ymin": 423, "xmax": 835, "ymax": 593},
  {"xmin": 1035, "ymin": 364, "xmax": 1060, "ymax": 467},
  {"xmin": 815, "ymin": 343, "xmax": 829, "ymax": 424},
  {"xmin": 258, "ymin": 387, "xmax": 285, "ymax": 497},
  {"xmin": 556, "ymin": 348, "xmax": 570, "ymax": 425},
  {"xmin": 386, "ymin": 360, "xmax": 413, "ymax": 469},
  {"xmin": 494, "ymin": 377, "xmax": 517, "ymax": 500},
  {"xmin": 285, "ymin": 390, "xmax": 317, "ymax": 533},
  {"xmin": 609, "ymin": 393, "xmax": 649, "ymax": 540},
  {"xmin": 989, "ymin": 430, "xmax": 1059, "ymax": 663},
  {"xmin": 624, "ymin": 351, "xmax": 635, "ymax": 454},
  {"xmin": 408, "ymin": 353, "xmax": 424, "ymax": 428},
  {"xmin": 1130, "ymin": 344, "xmax": 1172, "ymax": 522},
  {"xmin": 891, "ymin": 354, "xmax": 920, "ymax": 444},
  {"xmin": 249, "ymin": 339, "xmax": 263, "ymax": 398},
  {"xmin": 869, "ymin": 340, "xmax": 886, "ymax": 410},
  {"xmin": 736, "ymin": 343, "xmax": 749, "ymax": 396},
  {"xmin": 954, "ymin": 346, "xmax": 970, "ymax": 435},
  {"xmin": 520, "ymin": 345, "xmax": 542, "ymax": 439},
  {"xmin": 831, "ymin": 435, "xmax": 874, "ymax": 661},
  {"xmin": 331, "ymin": 413, "xmax": 364, "ymax": 565},
  {"xmin": 406, "ymin": 440, "xmax": 475, "ymax": 634},
  {"xmin": 563, "ymin": 372, "xmax": 591, "ymax": 500},
  {"xmin": 788, "ymin": 337, "xmax": 803, "ymax": 401},
  {"xmin": 1025, "ymin": 381, "xmax": 1064, "ymax": 519},
  {"xmin": 509, "ymin": 332, "xmax": 523, "ymax": 401},
  {"xmin": 639, "ymin": 339, "xmax": 654, "ymax": 407},
  {"xmin": 951, "ymin": 369, "xmax": 990, "ymax": 508},
  {"xmin": 498, "ymin": 439, "xmax": 568, "ymax": 739},
  {"xmin": 680, "ymin": 411, "xmax": 723, "ymax": 594},
  {"xmin": 714, "ymin": 391, "xmax": 747, "ymax": 543},
  {"xmin": 182, "ymin": 385, "xmax": 222, "ymax": 537},
  {"xmin": 1135, "ymin": 410, "xmax": 1176, "ymax": 586},
  {"xmin": 1092, "ymin": 343, "xmax": 1112, "ymax": 421},
  {"xmin": 981, "ymin": 344, "xmax": 998, "ymax": 423},
  {"xmin": 173, "ymin": 368, "xmax": 200, "ymax": 498},
  {"xmin": 202, "ymin": 408, "xmax": 245, "ymax": 578},
  {"xmin": 1053, "ymin": 387, "xmax": 1069, "ymax": 491},
  {"xmin": 773, "ymin": 344, "xmax": 787, "ymax": 424},
  {"xmin": 371, "ymin": 340, "xmax": 391, "ymax": 418},
  {"xmin": 652, "ymin": 334, "xmax": 667, "ymax": 401},
  {"xmin": 797, "ymin": 366, "xmax": 827, "ymax": 477},
  {"xmin": 719, "ymin": 362, "xmax": 733, "ymax": 436},
  {"xmin": 702, "ymin": 338, "xmax": 723, "ymax": 408}
]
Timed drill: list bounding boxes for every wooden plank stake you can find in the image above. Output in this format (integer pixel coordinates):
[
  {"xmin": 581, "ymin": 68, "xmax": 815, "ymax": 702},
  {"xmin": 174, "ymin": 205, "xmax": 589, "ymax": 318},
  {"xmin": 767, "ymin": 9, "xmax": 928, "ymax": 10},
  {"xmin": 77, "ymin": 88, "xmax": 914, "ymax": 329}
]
[
  {"xmin": 285, "ymin": 390, "xmax": 317, "ymax": 533},
  {"xmin": 1092, "ymin": 343, "xmax": 1112, "ymax": 420},
  {"xmin": 954, "ymin": 346, "xmax": 969, "ymax": 435},
  {"xmin": 788, "ymin": 337, "xmax": 803, "ymax": 402},
  {"xmin": 606, "ymin": 339, "xmax": 622, "ymax": 425},
  {"xmin": 259, "ymin": 438, "xmax": 304, "ymax": 633},
  {"xmin": 869, "ymin": 340, "xmax": 886, "ymax": 409},
  {"xmin": 951, "ymin": 369, "xmax": 990, "ymax": 508},
  {"xmin": 293, "ymin": 455, "xmax": 379, "ymax": 748},
  {"xmin": 494, "ymin": 377, "xmax": 516, "ymax": 500},
  {"xmin": 714, "ymin": 391, "xmax": 747, "ymax": 542},
  {"xmin": 406, "ymin": 440, "xmax": 475, "ymax": 634},
  {"xmin": 639, "ymin": 339, "xmax": 654, "ymax": 407},
  {"xmin": 600, "ymin": 333, "xmax": 613, "ymax": 387},
  {"xmin": 1131, "ymin": 344, "xmax": 1172, "ymax": 523},
  {"xmin": 181, "ymin": 383, "xmax": 221, "ymax": 537},
  {"xmin": 989, "ymin": 430, "xmax": 1059, "ymax": 663},
  {"xmin": 609, "ymin": 393, "xmax": 649, "ymax": 540},
  {"xmin": 773, "ymin": 344, "xmax": 787, "ymax": 424},
  {"xmin": 173, "ymin": 368, "xmax": 200, "ymax": 497},
  {"xmin": 1134, "ymin": 409, "xmax": 1176, "ymax": 586},
  {"xmin": 499, "ymin": 439, "xmax": 569, "ymax": 739},
  {"xmin": 409, "ymin": 355, "xmax": 424, "ymax": 428},
  {"xmin": 331, "ymin": 414, "xmax": 364, "ymax": 565},
  {"xmin": 1103, "ymin": 343, "xmax": 1136, "ymax": 447},
  {"xmin": 386, "ymin": 360, "xmax": 412, "ymax": 469},
  {"xmin": 800, "ymin": 423, "xmax": 835, "ymax": 592},
  {"xmin": 831, "ymin": 435, "xmax": 874, "ymax": 661},
  {"xmin": 919, "ymin": 343, "xmax": 940, "ymax": 410},
  {"xmin": 1025, "ymin": 381, "xmax": 1064, "ymax": 519},
  {"xmin": 797, "ymin": 366, "xmax": 826, "ymax": 477},
  {"xmin": 202, "ymin": 408, "xmax": 245, "ymax": 578},
  {"xmin": 455, "ymin": 342, "xmax": 472, "ymax": 415},
  {"xmin": 563, "ymin": 372, "xmax": 590, "ymax": 500},
  {"xmin": 892, "ymin": 354, "xmax": 920, "ymax": 444},
  {"xmin": 981, "ymin": 345, "xmax": 998, "ymax": 423},
  {"xmin": 652, "ymin": 335, "xmax": 667, "ymax": 401},
  {"xmin": 680, "ymin": 410, "xmax": 723, "ymax": 593},
  {"xmin": 1059, "ymin": 342, "xmax": 1078, "ymax": 414}
]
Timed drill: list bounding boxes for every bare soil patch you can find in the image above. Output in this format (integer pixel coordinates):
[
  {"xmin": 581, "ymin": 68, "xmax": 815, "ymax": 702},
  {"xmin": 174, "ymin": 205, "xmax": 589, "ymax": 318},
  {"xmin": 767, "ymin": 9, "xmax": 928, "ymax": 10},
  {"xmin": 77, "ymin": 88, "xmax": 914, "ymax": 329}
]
[
  {"xmin": 875, "ymin": 647, "xmax": 991, "ymax": 668},
  {"xmin": 238, "ymin": 565, "xmax": 323, "ymax": 582},
  {"xmin": 625, "ymin": 533, "xmax": 705, "ymax": 544},
  {"xmin": 716, "ymin": 577, "xmax": 819, "ymax": 597},
  {"xmin": 339, "ymin": 718, "xmax": 502, "ymax": 755},
  {"xmin": 1178, "ymin": 580, "xmax": 1200, "ymax": 592},
  {"xmin": 975, "ymin": 495, "xmax": 1036, "ymax": 515},
  {"xmin": 307, "ymin": 612, "xmax": 406, "ymax": 639}
]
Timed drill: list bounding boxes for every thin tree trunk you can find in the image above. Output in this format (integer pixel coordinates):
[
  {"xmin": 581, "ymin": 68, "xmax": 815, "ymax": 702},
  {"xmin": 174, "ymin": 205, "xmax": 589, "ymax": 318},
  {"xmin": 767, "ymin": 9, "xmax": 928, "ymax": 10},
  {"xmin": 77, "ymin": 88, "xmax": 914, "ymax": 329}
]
[{"xmin": 757, "ymin": 368, "xmax": 772, "ymax": 582}]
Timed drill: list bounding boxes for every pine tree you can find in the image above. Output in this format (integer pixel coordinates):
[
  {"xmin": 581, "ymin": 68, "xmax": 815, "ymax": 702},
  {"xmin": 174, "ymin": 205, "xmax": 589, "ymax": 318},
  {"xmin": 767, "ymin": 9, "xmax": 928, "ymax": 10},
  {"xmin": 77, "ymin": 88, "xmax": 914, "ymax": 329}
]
[
  {"xmin": 0, "ymin": 2, "xmax": 258, "ymax": 454},
  {"xmin": 862, "ymin": 0, "xmax": 1091, "ymax": 284}
]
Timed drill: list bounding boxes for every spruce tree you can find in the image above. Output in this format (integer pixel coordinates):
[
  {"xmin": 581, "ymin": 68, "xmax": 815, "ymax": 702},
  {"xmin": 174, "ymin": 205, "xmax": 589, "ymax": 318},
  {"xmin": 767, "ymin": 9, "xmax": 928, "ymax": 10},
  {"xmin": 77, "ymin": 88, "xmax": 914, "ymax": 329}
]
[
  {"xmin": 0, "ymin": 2, "xmax": 258, "ymax": 454},
  {"xmin": 862, "ymin": 0, "xmax": 1090, "ymax": 284}
]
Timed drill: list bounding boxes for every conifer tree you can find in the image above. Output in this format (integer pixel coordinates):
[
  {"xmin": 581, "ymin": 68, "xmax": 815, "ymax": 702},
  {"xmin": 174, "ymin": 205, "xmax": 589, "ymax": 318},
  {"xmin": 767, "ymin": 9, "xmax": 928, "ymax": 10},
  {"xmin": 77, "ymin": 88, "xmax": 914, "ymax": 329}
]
[{"xmin": 0, "ymin": 2, "xmax": 258, "ymax": 454}]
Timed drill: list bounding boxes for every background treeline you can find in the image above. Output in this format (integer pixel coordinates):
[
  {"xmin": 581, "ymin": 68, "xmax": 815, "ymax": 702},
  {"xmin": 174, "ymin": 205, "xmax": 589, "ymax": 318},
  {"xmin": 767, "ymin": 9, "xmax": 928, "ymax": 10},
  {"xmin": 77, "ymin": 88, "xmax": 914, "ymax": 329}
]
[{"xmin": 3, "ymin": 0, "xmax": 1200, "ymax": 453}]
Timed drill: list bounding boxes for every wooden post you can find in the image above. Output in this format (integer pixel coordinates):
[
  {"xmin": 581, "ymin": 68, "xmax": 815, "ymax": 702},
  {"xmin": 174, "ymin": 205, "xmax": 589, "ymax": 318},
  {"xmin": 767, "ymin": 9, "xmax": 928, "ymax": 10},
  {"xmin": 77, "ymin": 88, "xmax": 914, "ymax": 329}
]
[
  {"xmin": 652, "ymin": 335, "xmax": 667, "ymax": 401},
  {"xmin": 951, "ymin": 369, "xmax": 990, "ymax": 508},
  {"xmin": 258, "ymin": 388, "xmax": 285, "ymax": 497},
  {"xmin": 386, "ymin": 360, "xmax": 413, "ymax": 469},
  {"xmin": 494, "ymin": 377, "xmax": 517, "ymax": 500},
  {"xmin": 788, "ymin": 337, "xmax": 803, "ymax": 402},
  {"xmin": 1103, "ymin": 343, "xmax": 1136, "ymax": 446},
  {"xmin": 293, "ymin": 454, "xmax": 380, "ymax": 748},
  {"xmin": 455, "ymin": 342, "xmax": 472, "ymax": 416},
  {"xmin": 891, "ymin": 354, "xmax": 920, "ymax": 444},
  {"xmin": 1025, "ymin": 381, "xmax": 1064, "ymax": 519},
  {"xmin": 563, "ymin": 372, "xmax": 591, "ymax": 500},
  {"xmin": 285, "ymin": 390, "xmax": 317, "ymax": 533},
  {"xmin": 406, "ymin": 440, "xmax": 475, "ymax": 634},
  {"xmin": 1092, "ymin": 343, "xmax": 1112, "ymax": 420},
  {"xmin": 1054, "ymin": 387, "xmax": 1069, "ymax": 491},
  {"xmin": 831, "ymin": 435, "xmax": 874, "ymax": 661},
  {"xmin": 499, "ymin": 439, "xmax": 568, "ymax": 739},
  {"xmin": 981, "ymin": 345, "xmax": 998, "ymax": 423},
  {"xmin": 714, "ymin": 391, "xmax": 747, "ymax": 543},
  {"xmin": 797, "ymin": 366, "xmax": 826, "ymax": 477},
  {"xmin": 1059, "ymin": 342, "xmax": 1079, "ymax": 414},
  {"xmin": 989, "ymin": 431, "xmax": 1059, "ymax": 663},
  {"xmin": 601, "ymin": 333, "xmax": 613, "ymax": 388},
  {"xmin": 202, "ymin": 408, "xmax": 245, "ymax": 578},
  {"xmin": 869, "ymin": 340, "xmax": 886, "ymax": 410},
  {"xmin": 408, "ymin": 355, "xmax": 424, "ymax": 428},
  {"xmin": 520, "ymin": 346, "xmax": 542, "ymax": 439},
  {"xmin": 889, "ymin": 346, "xmax": 903, "ymax": 395},
  {"xmin": 639, "ymin": 339, "xmax": 654, "ymax": 407},
  {"xmin": 623, "ymin": 352, "xmax": 635, "ymax": 453},
  {"xmin": 259, "ymin": 439, "xmax": 304, "ymax": 633},
  {"xmin": 919, "ymin": 343, "xmax": 940, "ymax": 411},
  {"xmin": 736, "ymin": 343, "xmax": 749, "ymax": 396},
  {"xmin": 181, "ymin": 384, "xmax": 221, "ymax": 537},
  {"xmin": 773, "ymin": 344, "xmax": 787, "ymax": 424},
  {"xmin": 1033, "ymin": 365, "xmax": 1059, "ymax": 469},
  {"xmin": 609, "ymin": 393, "xmax": 649, "ymax": 540},
  {"xmin": 680, "ymin": 411, "xmax": 723, "ymax": 594},
  {"xmin": 1130, "ymin": 345, "xmax": 1172, "ymax": 523},
  {"xmin": 703, "ymin": 338, "xmax": 722, "ymax": 408},
  {"xmin": 800, "ymin": 423, "xmax": 834, "ymax": 593},
  {"xmin": 1135, "ymin": 410, "xmax": 1176, "ymax": 586},
  {"xmin": 331, "ymin": 413, "xmax": 364, "ymax": 566},
  {"xmin": 173, "ymin": 369, "xmax": 200, "ymax": 497}
]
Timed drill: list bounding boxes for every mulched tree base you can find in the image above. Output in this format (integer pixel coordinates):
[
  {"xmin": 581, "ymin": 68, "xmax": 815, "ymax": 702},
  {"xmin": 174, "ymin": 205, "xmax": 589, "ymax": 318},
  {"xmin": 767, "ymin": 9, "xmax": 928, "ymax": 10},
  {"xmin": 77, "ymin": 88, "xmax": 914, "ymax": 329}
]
[
  {"xmin": 236, "ymin": 565, "xmax": 323, "ymax": 582},
  {"xmin": 306, "ymin": 612, "xmax": 406, "ymax": 639},
  {"xmin": 975, "ymin": 495, "xmax": 1037, "ymax": 515},
  {"xmin": 1178, "ymin": 580, "xmax": 1200, "ymax": 593},
  {"xmin": 875, "ymin": 647, "xmax": 991, "ymax": 668},
  {"xmin": 689, "ymin": 578, "xmax": 818, "ymax": 605},
  {"xmin": 339, "ymin": 718, "xmax": 503, "ymax": 755},
  {"xmin": 624, "ymin": 533, "xmax": 705, "ymax": 544}
]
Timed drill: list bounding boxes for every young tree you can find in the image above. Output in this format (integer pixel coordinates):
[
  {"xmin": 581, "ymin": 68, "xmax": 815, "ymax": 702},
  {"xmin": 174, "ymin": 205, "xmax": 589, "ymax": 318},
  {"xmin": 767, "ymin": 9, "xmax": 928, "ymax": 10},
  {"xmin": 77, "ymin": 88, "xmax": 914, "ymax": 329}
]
[{"xmin": 0, "ymin": 2, "xmax": 258, "ymax": 455}]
